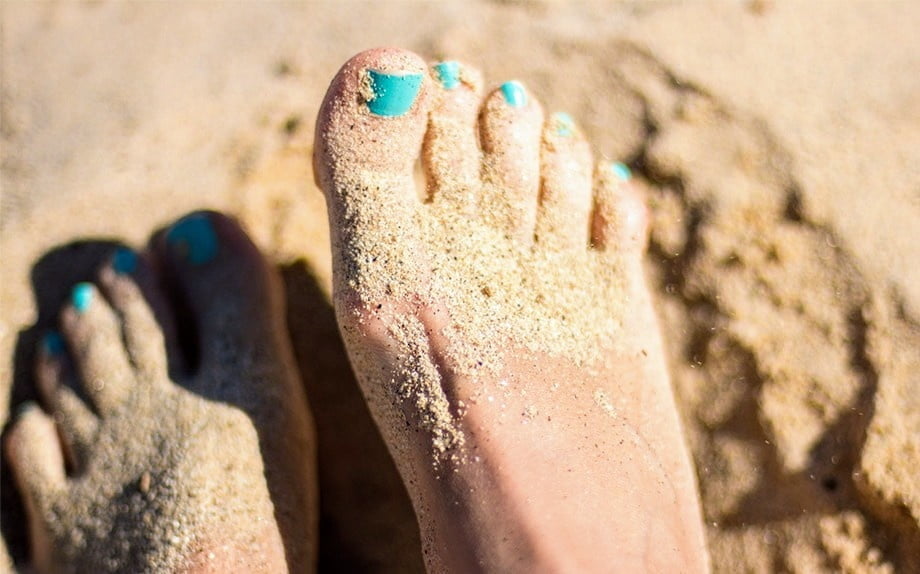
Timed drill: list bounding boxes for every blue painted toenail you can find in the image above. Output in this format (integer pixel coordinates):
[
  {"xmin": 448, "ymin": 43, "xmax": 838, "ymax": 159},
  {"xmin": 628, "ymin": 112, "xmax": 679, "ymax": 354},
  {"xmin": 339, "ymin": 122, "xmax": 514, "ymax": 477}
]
[
  {"xmin": 611, "ymin": 162, "xmax": 632, "ymax": 182},
  {"xmin": 166, "ymin": 214, "xmax": 219, "ymax": 266},
  {"xmin": 14, "ymin": 402, "xmax": 37, "ymax": 420},
  {"xmin": 365, "ymin": 69, "xmax": 424, "ymax": 117},
  {"xmin": 500, "ymin": 81, "xmax": 527, "ymax": 108},
  {"xmin": 113, "ymin": 248, "xmax": 137, "ymax": 275},
  {"xmin": 42, "ymin": 331, "xmax": 65, "ymax": 356},
  {"xmin": 552, "ymin": 112, "xmax": 576, "ymax": 137},
  {"xmin": 72, "ymin": 283, "xmax": 94, "ymax": 314},
  {"xmin": 434, "ymin": 61, "xmax": 461, "ymax": 90}
]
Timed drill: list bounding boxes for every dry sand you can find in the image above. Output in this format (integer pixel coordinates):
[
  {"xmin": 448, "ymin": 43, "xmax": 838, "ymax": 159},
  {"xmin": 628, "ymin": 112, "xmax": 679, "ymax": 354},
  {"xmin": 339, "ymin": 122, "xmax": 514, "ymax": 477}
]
[{"xmin": 1, "ymin": 2, "xmax": 917, "ymax": 572}]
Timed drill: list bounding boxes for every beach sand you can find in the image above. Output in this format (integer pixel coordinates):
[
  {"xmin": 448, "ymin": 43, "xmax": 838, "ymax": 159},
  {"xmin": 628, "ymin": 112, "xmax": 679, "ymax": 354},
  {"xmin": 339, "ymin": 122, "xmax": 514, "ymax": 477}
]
[{"xmin": 1, "ymin": 2, "xmax": 917, "ymax": 572}]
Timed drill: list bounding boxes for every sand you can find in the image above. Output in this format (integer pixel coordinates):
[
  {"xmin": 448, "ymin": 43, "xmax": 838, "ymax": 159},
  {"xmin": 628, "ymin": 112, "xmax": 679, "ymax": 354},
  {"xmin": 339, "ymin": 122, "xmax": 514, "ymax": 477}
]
[{"xmin": 1, "ymin": 2, "xmax": 917, "ymax": 572}]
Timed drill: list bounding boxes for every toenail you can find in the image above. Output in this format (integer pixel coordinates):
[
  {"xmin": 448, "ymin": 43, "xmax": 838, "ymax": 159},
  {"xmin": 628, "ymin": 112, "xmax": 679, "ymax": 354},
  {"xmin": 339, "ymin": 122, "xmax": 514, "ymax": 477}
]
[
  {"xmin": 166, "ymin": 214, "xmax": 219, "ymax": 266},
  {"xmin": 500, "ymin": 81, "xmax": 527, "ymax": 108},
  {"xmin": 113, "ymin": 248, "xmax": 138, "ymax": 275},
  {"xmin": 433, "ymin": 61, "xmax": 461, "ymax": 90},
  {"xmin": 72, "ymin": 283, "xmax": 94, "ymax": 314},
  {"xmin": 551, "ymin": 112, "xmax": 576, "ymax": 137},
  {"xmin": 364, "ymin": 69, "xmax": 424, "ymax": 117},
  {"xmin": 42, "ymin": 332, "xmax": 65, "ymax": 356},
  {"xmin": 14, "ymin": 401, "xmax": 38, "ymax": 420},
  {"xmin": 611, "ymin": 162, "xmax": 632, "ymax": 182}
]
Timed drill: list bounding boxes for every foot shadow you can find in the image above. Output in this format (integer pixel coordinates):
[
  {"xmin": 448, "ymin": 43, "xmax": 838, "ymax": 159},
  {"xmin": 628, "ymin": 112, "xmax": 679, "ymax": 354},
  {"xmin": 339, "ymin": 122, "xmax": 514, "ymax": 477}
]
[
  {"xmin": 2, "ymin": 239, "xmax": 125, "ymax": 567},
  {"xmin": 279, "ymin": 260, "xmax": 424, "ymax": 574}
]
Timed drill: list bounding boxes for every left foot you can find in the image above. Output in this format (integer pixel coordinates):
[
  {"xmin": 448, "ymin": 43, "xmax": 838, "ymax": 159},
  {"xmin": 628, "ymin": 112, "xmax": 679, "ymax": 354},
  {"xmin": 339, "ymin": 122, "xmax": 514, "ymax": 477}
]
[{"xmin": 5, "ymin": 212, "xmax": 317, "ymax": 572}]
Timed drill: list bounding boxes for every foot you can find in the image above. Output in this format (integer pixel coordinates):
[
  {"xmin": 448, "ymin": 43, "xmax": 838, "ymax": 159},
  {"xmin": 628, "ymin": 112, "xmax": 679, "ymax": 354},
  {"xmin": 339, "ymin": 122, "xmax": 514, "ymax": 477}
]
[
  {"xmin": 314, "ymin": 48, "xmax": 709, "ymax": 572},
  {"xmin": 4, "ymin": 212, "xmax": 317, "ymax": 572}
]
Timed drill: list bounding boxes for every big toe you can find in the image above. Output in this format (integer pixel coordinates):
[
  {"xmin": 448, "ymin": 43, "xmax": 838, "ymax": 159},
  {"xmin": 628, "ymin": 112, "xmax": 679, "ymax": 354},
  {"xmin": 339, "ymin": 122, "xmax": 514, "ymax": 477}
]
[
  {"xmin": 314, "ymin": 47, "xmax": 431, "ymax": 186},
  {"xmin": 313, "ymin": 48, "xmax": 432, "ymax": 303},
  {"xmin": 158, "ymin": 212, "xmax": 286, "ymax": 383},
  {"xmin": 159, "ymin": 211, "xmax": 317, "ymax": 568}
]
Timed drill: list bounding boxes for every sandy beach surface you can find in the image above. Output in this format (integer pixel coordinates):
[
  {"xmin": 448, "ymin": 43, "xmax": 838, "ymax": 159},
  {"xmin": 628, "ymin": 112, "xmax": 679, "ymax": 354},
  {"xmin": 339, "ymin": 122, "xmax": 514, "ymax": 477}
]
[{"xmin": 2, "ymin": 2, "xmax": 918, "ymax": 572}]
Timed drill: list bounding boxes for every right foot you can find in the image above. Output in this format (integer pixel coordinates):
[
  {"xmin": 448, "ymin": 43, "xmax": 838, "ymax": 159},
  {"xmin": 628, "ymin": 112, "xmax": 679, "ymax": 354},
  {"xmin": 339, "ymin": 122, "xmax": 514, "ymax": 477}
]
[
  {"xmin": 5, "ymin": 212, "xmax": 317, "ymax": 572},
  {"xmin": 315, "ymin": 49, "xmax": 709, "ymax": 572}
]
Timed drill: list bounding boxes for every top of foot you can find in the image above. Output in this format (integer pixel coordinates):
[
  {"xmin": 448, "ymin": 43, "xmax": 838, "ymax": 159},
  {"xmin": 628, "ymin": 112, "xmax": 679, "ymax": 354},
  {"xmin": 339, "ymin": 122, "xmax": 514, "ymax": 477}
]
[
  {"xmin": 5, "ymin": 213, "xmax": 316, "ymax": 572},
  {"xmin": 315, "ymin": 48, "xmax": 708, "ymax": 572},
  {"xmin": 316, "ymin": 49, "xmax": 634, "ymax": 376},
  {"xmin": 314, "ymin": 49, "xmax": 651, "ymax": 461}
]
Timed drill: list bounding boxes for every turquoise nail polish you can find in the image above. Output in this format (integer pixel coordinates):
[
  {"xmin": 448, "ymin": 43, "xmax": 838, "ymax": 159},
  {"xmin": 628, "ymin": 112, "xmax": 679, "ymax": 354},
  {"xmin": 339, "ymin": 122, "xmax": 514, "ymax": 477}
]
[
  {"xmin": 113, "ymin": 248, "xmax": 137, "ymax": 275},
  {"xmin": 434, "ymin": 61, "xmax": 460, "ymax": 90},
  {"xmin": 366, "ymin": 69, "xmax": 424, "ymax": 117},
  {"xmin": 611, "ymin": 162, "xmax": 632, "ymax": 182},
  {"xmin": 42, "ymin": 331, "xmax": 65, "ymax": 356},
  {"xmin": 72, "ymin": 282, "xmax": 94, "ymax": 314},
  {"xmin": 166, "ymin": 214, "xmax": 219, "ymax": 265},
  {"xmin": 14, "ymin": 402, "xmax": 37, "ymax": 420},
  {"xmin": 553, "ymin": 113, "xmax": 576, "ymax": 137},
  {"xmin": 500, "ymin": 81, "xmax": 527, "ymax": 108}
]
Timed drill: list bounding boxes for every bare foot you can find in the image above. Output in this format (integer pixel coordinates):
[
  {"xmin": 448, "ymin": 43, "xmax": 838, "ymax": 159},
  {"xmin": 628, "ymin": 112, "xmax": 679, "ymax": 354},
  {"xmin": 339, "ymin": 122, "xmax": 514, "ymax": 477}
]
[
  {"xmin": 4, "ymin": 212, "xmax": 317, "ymax": 572},
  {"xmin": 314, "ymin": 48, "xmax": 709, "ymax": 572}
]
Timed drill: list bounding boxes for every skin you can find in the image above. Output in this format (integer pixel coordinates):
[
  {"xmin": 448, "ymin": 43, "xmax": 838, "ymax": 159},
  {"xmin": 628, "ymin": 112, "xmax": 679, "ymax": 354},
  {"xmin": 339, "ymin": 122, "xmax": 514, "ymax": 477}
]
[
  {"xmin": 4, "ymin": 212, "xmax": 317, "ymax": 573},
  {"xmin": 314, "ymin": 48, "xmax": 710, "ymax": 572}
]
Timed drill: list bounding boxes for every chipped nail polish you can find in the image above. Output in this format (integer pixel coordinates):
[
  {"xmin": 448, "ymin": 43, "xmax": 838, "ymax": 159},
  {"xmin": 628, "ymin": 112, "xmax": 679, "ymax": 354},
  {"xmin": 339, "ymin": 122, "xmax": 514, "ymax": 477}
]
[
  {"xmin": 42, "ymin": 331, "xmax": 65, "ymax": 356},
  {"xmin": 113, "ymin": 248, "xmax": 137, "ymax": 275},
  {"xmin": 365, "ymin": 69, "xmax": 424, "ymax": 117},
  {"xmin": 552, "ymin": 112, "xmax": 576, "ymax": 137},
  {"xmin": 500, "ymin": 81, "xmax": 527, "ymax": 108},
  {"xmin": 434, "ymin": 61, "xmax": 461, "ymax": 90},
  {"xmin": 72, "ymin": 282, "xmax": 94, "ymax": 314},
  {"xmin": 611, "ymin": 162, "xmax": 632, "ymax": 182},
  {"xmin": 166, "ymin": 214, "xmax": 219, "ymax": 266}
]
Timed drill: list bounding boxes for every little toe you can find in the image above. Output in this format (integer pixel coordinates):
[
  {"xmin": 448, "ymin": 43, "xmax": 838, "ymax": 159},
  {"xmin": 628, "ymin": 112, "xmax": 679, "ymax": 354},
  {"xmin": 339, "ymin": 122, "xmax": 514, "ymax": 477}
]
[
  {"xmin": 35, "ymin": 333, "xmax": 99, "ymax": 469},
  {"xmin": 591, "ymin": 162, "xmax": 649, "ymax": 259},
  {"xmin": 424, "ymin": 60, "xmax": 484, "ymax": 211},
  {"xmin": 97, "ymin": 248, "xmax": 173, "ymax": 381},
  {"xmin": 479, "ymin": 80, "xmax": 544, "ymax": 241},
  {"xmin": 60, "ymin": 282, "xmax": 135, "ymax": 415},
  {"xmin": 313, "ymin": 47, "xmax": 433, "ymax": 299},
  {"xmin": 535, "ymin": 113, "xmax": 595, "ymax": 250},
  {"xmin": 5, "ymin": 403, "xmax": 67, "ymax": 507},
  {"xmin": 159, "ymin": 212, "xmax": 284, "ymax": 380}
]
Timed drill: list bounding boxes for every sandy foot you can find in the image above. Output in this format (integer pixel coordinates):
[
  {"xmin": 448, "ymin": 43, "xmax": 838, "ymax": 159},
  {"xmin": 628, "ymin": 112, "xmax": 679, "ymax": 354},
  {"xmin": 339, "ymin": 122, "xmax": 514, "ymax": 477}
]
[
  {"xmin": 4, "ymin": 212, "xmax": 317, "ymax": 572},
  {"xmin": 314, "ymin": 48, "xmax": 710, "ymax": 572}
]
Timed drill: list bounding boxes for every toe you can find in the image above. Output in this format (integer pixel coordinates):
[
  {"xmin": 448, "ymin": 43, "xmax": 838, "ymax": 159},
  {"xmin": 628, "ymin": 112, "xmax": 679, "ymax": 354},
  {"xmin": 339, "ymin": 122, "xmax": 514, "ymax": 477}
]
[
  {"xmin": 424, "ymin": 60, "xmax": 484, "ymax": 212},
  {"xmin": 159, "ymin": 212, "xmax": 285, "ymax": 378},
  {"xmin": 313, "ymin": 47, "xmax": 433, "ymax": 300},
  {"xmin": 5, "ymin": 403, "xmax": 67, "ymax": 506},
  {"xmin": 97, "ymin": 248, "xmax": 173, "ymax": 382},
  {"xmin": 479, "ymin": 80, "xmax": 544, "ymax": 241},
  {"xmin": 35, "ymin": 333, "xmax": 99, "ymax": 470},
  {"xmin": 591, "ymin": 162, "xmax": 649, "ymax": 258},
  {"xmin": 5, "ymin": 404, "xmax": 66, "ymax": 573},
  {"xmin": 314, "ymin": 47, "xmax": 431, "ymax": 176},
  {"xmin": 535, "ymin": 113, "xmax": 595, "ymax": 250},
  {"xmin": 60, "ymin": 282, "xmax": 135, "ymax": 415}
]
